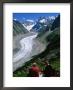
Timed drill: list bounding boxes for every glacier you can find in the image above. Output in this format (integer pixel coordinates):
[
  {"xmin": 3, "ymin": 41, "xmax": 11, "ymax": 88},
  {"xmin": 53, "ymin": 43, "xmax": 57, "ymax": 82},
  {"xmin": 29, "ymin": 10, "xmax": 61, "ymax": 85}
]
[{"xmin": 13, "ymin": 32, "xmax": 46, "ymax": 71}]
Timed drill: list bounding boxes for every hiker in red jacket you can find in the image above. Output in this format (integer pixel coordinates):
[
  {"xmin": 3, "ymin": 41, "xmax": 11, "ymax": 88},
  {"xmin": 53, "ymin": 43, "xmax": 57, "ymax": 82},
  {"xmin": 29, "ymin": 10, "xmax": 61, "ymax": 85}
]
[{"xmin": 28, "ymin": 63, "xmax": 41, "ymax": 77}]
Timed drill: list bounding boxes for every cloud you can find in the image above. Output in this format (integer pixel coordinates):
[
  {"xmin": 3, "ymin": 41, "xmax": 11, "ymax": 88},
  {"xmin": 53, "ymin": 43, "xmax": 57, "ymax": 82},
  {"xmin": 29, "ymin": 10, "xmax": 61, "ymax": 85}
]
[{"xmin": 26, "ymin": 19, "xmax": 34, "ymax": 22}]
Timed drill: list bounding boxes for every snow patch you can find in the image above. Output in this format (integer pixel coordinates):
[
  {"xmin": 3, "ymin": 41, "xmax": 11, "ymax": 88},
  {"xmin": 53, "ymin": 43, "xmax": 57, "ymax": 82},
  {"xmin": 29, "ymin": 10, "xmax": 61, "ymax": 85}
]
[
  {"xmin": 39, "ymin": 19, "xmax": 46, "ymax": 23},
  {"xmin": 23, "ymin": 24, "xmax": 35, "ymax": 31},
  {"xmin": 49, "ymin": 16, "xmax": 56, "ymax": 20},
  {"xmin": 14, "ymin": 19, "xmax": 17, "ymax": 21}
]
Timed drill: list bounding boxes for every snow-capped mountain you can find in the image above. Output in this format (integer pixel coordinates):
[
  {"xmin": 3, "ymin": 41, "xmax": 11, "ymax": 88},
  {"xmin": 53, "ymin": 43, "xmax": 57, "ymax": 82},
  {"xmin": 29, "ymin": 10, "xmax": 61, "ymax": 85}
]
[
  {"xmin": 48, "ymin": 16, "xmax": 56, "ymax": 20},
  {"xmin": 39, "ymin": 18, "xmax": 47, "ymax": 24},
  {"xmin": 22, "ymin": 19, "xmax": 36, "ymax": 31},
  {"xmin": 31, "ymin": 17, "xmax": 49, "ymax": 32},
  {"xmin": 31, "ymin": 16, "xmax": 56, "ymax": 32},
  {"xmin": 38, "ymin": 16, "xmax": 56, "ymax": 24},
  {"xmin": 19, "ymin": 16, "xmax": 56, "ymax": 32}
]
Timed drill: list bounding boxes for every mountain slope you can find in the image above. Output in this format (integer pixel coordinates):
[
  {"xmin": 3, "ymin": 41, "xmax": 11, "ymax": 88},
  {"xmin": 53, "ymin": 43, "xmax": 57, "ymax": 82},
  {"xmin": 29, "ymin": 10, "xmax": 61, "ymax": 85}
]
[
  {"xmin": 51, "ymin": 15, "xmax": 60, "ymax": 30},
  {"xmin": 13, "ymin": 20, "xmax": 28, "ymax": 36}
]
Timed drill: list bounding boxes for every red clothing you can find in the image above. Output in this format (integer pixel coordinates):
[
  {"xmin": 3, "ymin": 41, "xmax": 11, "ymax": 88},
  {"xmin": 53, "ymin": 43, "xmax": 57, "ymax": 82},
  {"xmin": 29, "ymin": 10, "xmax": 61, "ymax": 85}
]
[{"xmin": 29, "ymin": 66, "xmax": 41, "ymax": 77}]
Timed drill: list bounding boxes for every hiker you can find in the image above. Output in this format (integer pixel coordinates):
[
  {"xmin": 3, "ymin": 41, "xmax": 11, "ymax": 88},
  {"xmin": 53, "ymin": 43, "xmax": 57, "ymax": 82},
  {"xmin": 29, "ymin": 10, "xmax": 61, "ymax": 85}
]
[
  {"xmin": 43, "ymin": 61, "xmax": 54, "ymax": 77},
  {"xmin": 27, "ymin": 63, "xmax": 41, "ymax": 77}
]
